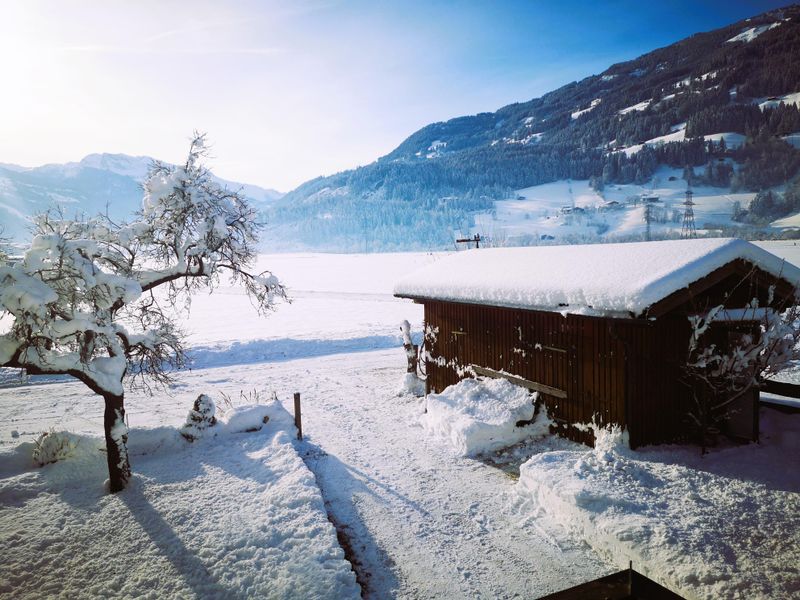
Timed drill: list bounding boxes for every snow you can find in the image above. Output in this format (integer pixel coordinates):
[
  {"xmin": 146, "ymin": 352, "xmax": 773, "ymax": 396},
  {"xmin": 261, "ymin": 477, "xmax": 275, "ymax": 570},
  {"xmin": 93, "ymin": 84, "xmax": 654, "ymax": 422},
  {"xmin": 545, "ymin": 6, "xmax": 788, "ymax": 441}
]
[
  {"xmin": 782, "ymin": 132, "xmax": 800, "ymax": 148},
  {"xmin": 758, "ymin": 91, "xmax": 800, "ymax": 110},
  {"xmin": 618, "ymin": 99, "xmax": 651, "ymax": 115},
  {"xmin": 469, "ymin": 169, "xmax": 759, "ymax": 245},
  {"xmin": 703, "ymin": 131, "xmax": 745, "ymax": 148},
  {"xmin": 726, "ymin": 22, "xmax": 782, "ymax": 43},
  {"xmin": 0, "ymin": 398, "xmax": 360, "ymax": 599},
  {"xmin": 618, "ymin": 123, "xmax": 687, "ymax": 156},
  {"xmin": 571, "ymin": 98, "xmax": 601, "ymax": 120},
  {"xmin": 3, "ymin": 248, "xmax": 800, "ymax": 598},
  {"xmin": 515, "ymin": 409, "xmax": 800, "ymax": 599},
  {"xmin": 397, "ymin": 371, "xmax": 425, "ymax": 397},
  {"xmin": 420, "ymin": 140, "xmax": 447, "ymax": 159},
  {"xmin": 394, "ymin": 238, "xmax": 800, "ymax": 317},
  {"xmin": 618, "ymin": 125, "xmax": 744, "ymax": 157},
  {"xmin": 422, "ymin": 378, "xmax": 549, "ymax": 456},
  {"xmin": 0, "ymin": 252, "xmax": 615, "ymax": 598},
  {"xmin": 222, "ymin": 403, "xmax": 273, "ymax": 434}
]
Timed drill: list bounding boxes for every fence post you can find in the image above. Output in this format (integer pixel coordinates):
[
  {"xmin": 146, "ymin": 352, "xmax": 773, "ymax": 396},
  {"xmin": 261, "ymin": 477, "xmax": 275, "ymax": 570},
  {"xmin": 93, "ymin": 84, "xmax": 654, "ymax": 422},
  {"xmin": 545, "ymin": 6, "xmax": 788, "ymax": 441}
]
[{"xmin": 294, "ymin": 392, "xmax": 303, "ymax": 441}]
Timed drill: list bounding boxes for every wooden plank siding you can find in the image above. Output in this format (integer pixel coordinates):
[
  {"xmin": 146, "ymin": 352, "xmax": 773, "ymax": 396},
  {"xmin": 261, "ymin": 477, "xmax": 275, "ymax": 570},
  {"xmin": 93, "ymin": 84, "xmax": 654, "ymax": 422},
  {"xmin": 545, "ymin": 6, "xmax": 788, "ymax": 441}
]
[
  {"xmin": 423, "ymin": 300, "xmax": 697, "ymax": 448},
  {"xmin": 425, "ymin": 301, "xmax": 634, "ymax": 446}
]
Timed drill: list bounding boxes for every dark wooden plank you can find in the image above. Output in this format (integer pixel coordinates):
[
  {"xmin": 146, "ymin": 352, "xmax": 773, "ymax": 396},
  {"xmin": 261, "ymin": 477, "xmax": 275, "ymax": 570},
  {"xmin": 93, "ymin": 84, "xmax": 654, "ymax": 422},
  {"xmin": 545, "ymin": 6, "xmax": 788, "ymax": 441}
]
[
  {"xmin": 762, "ymin": 379, "xmax": 800, "ymax": 399},
  {"xmin": 470, "ymin": 364, "xmax": 568, "ymax": 398}
]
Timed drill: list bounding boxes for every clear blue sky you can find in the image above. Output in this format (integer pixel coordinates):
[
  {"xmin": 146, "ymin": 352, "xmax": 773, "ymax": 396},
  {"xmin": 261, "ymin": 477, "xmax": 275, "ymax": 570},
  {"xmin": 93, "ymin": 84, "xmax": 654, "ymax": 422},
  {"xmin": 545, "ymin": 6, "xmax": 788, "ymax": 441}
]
[{"xmin": 0, "ymin": 1, "xmax": 790, "ymax": 190}]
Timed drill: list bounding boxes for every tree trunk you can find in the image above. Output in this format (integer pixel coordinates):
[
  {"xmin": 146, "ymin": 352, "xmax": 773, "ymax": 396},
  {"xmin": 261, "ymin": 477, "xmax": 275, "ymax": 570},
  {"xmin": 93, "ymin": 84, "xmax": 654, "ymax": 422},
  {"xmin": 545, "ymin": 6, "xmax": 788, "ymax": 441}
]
[{"xmin": 104, "ymin": 392, "xmax": 131, "ymax": 493}]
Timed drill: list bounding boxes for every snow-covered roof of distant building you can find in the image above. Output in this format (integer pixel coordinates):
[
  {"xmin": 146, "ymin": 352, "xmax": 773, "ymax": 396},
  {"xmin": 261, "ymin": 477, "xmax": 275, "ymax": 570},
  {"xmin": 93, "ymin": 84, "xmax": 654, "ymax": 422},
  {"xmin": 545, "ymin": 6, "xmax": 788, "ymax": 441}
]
[{"xmin": 394, "ymin": 238, "xmax": 800, "ymax": 317}]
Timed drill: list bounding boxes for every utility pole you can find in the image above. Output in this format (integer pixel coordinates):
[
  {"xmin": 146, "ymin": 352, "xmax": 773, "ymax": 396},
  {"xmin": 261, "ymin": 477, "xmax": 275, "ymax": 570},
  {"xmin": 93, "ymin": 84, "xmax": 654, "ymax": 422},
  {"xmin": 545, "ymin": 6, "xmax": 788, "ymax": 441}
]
[
  {"xmin": 681, "ymin": 188, "xmax": 697, "ymax": 239},
  {"xmin": 455, "ymin": 233, "xmax": 481, "ymax": 249}
]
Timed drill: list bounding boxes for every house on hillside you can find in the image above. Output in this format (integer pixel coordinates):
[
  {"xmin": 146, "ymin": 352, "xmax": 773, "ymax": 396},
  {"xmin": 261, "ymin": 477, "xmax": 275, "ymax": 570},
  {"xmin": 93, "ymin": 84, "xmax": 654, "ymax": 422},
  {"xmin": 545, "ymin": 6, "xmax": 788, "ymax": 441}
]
[{"xmin": 394, "ymin": 239, "xmax": 800, "ymax": 448}]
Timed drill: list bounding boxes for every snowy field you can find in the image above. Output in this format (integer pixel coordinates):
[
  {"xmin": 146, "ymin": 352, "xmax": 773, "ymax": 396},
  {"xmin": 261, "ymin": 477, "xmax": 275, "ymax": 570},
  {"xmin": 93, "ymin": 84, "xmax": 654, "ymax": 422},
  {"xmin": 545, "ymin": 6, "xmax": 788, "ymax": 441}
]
[
  {"xmin": 2, "ymin": 247, "xmax": 800, "ymax": 598},
  {"xmin": 473, "ymin": 167, "xmax": 761, "ymax": 245}
]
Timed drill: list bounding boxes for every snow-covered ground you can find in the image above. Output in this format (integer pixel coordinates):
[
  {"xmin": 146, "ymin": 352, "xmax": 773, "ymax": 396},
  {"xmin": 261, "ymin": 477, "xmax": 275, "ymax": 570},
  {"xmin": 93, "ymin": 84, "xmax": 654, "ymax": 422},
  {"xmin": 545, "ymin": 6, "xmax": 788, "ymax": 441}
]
[
  {"xmin": 0, "ymin": 396, "xmax": 360, "ymax": 599},
  {"xmin": 2, "ymin": 247, "xmax": 800, "ymax": 598},
  {"xmin": 516, "ymin": 414, "xmax": 800, "ymax": 600},
  {"xmin": 473, "ymin": 167, "xmax": 759, "ymax": 245}
]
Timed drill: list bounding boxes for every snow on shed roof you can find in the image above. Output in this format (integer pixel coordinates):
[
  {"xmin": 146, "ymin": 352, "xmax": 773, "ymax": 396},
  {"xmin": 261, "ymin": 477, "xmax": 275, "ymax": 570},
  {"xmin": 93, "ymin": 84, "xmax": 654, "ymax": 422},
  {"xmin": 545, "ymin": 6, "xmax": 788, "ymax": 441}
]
[{"xmin": 394, "ymin": 238, "xmax": 800, "ymax": 317}]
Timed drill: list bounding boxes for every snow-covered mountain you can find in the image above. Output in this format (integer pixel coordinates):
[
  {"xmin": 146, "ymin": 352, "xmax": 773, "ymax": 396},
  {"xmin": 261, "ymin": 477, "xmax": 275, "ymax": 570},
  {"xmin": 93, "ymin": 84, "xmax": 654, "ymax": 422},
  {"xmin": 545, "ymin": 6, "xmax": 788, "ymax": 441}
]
[
  {"xmin": 0, "ymin": 153, "xmax": 282, "ymax": 243},
  {"xmin": 270, "ymin": 4, "xmax": 800, "ymax": 251}
]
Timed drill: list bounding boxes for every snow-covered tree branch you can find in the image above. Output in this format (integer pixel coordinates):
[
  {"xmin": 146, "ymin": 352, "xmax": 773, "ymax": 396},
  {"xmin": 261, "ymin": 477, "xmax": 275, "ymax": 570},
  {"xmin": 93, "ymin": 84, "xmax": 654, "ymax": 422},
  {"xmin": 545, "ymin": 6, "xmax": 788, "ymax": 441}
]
[
  {"xmin": 0, "ymin": 133, "xmax": 286, "ymax": 492},
  {"xmin": 683, "ymin": 276, "xmax": 800, "ymax": 451}
]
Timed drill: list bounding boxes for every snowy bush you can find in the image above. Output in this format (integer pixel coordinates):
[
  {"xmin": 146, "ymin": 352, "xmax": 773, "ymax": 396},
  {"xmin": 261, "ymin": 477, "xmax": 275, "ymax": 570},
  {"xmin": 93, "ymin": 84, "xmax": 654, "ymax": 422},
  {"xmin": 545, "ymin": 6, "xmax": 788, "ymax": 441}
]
[
  {"xmin": 32, "ymin": 430, "xmax": 79, "ymax": 466},
  {"xmin": 219, "ymin": 388, "xmax": 273, "ymax": 414},
  {"xmin": 180, "ymin": 394, "xmax": 218, "ymax": 442},
  {"xmin": 683, "ymin": 294, "xmax": 800, "ymax": 450},
  {"xmin": 422, "ymin": 377, "xmax": 548, "ymax": 456}
]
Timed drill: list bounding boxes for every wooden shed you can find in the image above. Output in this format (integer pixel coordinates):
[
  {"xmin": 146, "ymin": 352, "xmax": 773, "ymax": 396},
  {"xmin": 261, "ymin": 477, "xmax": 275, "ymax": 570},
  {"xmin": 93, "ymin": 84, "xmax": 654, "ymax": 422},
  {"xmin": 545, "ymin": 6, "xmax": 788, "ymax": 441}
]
[{"xmin": 395, "ymin": 239, "xmax": 799, "ymax": 448}]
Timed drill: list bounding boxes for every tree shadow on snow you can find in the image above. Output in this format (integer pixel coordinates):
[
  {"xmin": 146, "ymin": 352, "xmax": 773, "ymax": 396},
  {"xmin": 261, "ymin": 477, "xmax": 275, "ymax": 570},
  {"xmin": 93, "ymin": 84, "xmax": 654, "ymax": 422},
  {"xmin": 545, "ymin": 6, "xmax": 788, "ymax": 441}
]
[
  {"xmin": 119, "ymin": 484, "xmax": 231, "ymax": 598},
  {"xmin": 186, "ymin": 335, "xmax": 403, "ymax": 370}
]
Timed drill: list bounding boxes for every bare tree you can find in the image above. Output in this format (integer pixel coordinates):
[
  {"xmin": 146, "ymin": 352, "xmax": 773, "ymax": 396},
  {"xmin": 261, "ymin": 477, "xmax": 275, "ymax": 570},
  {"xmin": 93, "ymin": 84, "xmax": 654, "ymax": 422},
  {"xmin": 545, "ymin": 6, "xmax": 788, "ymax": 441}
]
[
  {"xmin": 682, "ymin": 273, "xmax": 800, "ymax": 452},
  {"xmin": 0, "ymin": 133, "xmax": 286, "ymax": 492}
]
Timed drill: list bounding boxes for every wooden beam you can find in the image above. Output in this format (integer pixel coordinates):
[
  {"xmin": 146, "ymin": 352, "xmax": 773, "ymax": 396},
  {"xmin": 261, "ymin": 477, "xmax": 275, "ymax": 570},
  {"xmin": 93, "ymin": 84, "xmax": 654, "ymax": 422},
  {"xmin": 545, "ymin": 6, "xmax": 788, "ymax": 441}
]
[
  {"xmin": 645, "ymin": 261, "xmax": 742, "ymax": 318},
  {"xmin": 471, "ymin": 364, "xmax": 568, "ymax": 399},
  {"xmin": 645, "ymin": 259, "xmax": 798, "ymax": 319}
]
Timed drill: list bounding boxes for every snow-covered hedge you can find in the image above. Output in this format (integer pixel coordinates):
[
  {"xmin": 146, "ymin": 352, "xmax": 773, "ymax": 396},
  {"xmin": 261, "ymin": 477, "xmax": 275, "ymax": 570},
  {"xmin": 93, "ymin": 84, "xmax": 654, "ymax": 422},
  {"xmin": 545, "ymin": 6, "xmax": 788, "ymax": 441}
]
[
  {"xmin": 0, "ymin": 397, "xmax": 359, "ymax": 599},
  {"xmin": 421, "ymin": 378, "xmax": 550, "ymax": 456}
]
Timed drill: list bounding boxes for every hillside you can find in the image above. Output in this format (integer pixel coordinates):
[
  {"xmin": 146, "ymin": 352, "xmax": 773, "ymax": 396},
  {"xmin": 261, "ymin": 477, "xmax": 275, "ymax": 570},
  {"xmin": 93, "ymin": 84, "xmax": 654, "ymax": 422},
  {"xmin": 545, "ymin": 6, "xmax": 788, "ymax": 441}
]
[
  {"xmin": 270, "ymin": 4, "xmax": 800, "ymax": 251},
  {"xmin": 0, "ymin": 154, "xmax": 282, "ymax": 243}
]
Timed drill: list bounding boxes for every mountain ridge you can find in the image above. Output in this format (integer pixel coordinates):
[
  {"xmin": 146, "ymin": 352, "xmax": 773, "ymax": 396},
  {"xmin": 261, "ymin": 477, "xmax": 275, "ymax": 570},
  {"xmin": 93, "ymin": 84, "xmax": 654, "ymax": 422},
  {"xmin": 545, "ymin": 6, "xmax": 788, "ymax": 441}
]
[
  {"xmin": 267, "ymin": 4, "xmax": 800, "ymax": 250},
  {"xmin": 0, "ymin": 153, "xmax": 282, "ymax": 242}
]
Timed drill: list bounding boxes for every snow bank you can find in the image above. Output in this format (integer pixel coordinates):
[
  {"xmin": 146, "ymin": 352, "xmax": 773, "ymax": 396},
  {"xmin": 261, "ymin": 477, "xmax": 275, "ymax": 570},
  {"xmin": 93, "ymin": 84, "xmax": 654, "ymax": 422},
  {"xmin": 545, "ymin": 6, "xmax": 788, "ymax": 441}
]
[
  {"xmin": 394, "ymin": 238, "xmax": 800, "ymax": 317},
  {"xmin": 516, "ymin": 409, "xmax": 800, "ymax": 599},
  {"xmin": 0, "ymin": 399, "xmax": 360, "ymax": 599},
  {"xmin": 421, "ymin": 378, "xmax": 549, "ymax": 456}
]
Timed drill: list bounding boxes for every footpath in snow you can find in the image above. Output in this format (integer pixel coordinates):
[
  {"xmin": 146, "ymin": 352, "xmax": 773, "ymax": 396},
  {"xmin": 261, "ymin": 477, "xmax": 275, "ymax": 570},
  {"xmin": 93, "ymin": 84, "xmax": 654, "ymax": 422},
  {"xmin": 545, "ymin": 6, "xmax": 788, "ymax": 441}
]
[{"xmin": 270, "ymin": 351, "xmax": 613, "ymax": 598}]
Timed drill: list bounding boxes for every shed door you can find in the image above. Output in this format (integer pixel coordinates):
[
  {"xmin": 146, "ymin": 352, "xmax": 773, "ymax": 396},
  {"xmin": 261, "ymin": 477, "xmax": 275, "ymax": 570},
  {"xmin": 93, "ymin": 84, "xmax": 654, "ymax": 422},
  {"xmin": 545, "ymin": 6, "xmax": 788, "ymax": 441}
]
[{"xmin": 574, "ymin": 317, "xmax": 627, "ymax": 428}]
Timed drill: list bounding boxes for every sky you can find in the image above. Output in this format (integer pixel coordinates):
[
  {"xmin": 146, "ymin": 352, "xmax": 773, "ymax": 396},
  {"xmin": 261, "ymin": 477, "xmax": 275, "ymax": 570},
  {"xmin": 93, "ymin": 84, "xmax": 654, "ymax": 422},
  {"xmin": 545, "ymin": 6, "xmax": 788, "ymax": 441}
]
[{"xmin": 0, "ymin": 0, "xmax": 791, "ymax": 191}]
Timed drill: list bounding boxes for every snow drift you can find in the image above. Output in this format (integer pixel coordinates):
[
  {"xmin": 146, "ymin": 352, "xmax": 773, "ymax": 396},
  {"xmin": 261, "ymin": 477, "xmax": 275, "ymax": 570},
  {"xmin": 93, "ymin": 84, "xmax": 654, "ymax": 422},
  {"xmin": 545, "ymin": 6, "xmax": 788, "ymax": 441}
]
[
  {"xmin": 515, "ymin": 410, "xmax": 800, "ymax": 600},
  {"xmin": 421, "ymin": 378, "xmax": 550, "ymax": 456}
]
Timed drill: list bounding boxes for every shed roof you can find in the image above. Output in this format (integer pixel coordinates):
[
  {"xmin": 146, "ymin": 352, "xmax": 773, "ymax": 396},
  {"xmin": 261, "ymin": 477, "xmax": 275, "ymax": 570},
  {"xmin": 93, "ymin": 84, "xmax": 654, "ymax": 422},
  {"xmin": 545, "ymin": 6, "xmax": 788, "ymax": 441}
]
[{"xmin": 394, "ymin": 238, "xmax": 800, "ymax": 317}]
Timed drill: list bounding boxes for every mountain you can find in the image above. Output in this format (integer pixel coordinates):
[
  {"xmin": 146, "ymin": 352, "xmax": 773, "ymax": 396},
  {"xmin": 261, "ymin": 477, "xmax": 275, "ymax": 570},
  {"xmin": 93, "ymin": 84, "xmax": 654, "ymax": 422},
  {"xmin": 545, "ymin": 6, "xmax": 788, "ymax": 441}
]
[
  {"xmin": 269, "ymin": 4, "xmax": 800, "ymax": 251},
  {"xmin": 0, "ymin": 153, "xmax": 282, "ymax": 243}
]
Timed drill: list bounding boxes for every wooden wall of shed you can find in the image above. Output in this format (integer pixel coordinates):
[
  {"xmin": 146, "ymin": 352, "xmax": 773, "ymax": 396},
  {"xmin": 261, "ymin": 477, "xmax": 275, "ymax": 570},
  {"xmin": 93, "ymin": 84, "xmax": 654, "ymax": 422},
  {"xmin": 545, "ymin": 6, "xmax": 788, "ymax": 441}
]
[
  {"xmin": 423, "ymin": 301, "xmax": 694, "ymax": 448},
  {"xmin": 614, "ymin": 317, "xmax": 694, "ymax": 448}
]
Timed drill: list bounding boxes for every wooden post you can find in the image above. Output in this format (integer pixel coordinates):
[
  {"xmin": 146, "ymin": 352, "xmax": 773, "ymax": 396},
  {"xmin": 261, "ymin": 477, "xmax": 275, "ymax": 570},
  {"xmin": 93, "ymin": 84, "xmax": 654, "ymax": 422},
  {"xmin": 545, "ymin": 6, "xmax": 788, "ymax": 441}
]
[{"xmin": 293, "ymin": 392, "xmax": 303, "ymax": 440}]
